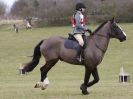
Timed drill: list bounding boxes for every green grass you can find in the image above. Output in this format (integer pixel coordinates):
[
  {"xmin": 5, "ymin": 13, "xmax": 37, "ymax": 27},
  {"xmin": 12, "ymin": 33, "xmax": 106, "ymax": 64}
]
[{"xmin": 0, "ymin": 23, "xmax": 133, "ymax": 99}]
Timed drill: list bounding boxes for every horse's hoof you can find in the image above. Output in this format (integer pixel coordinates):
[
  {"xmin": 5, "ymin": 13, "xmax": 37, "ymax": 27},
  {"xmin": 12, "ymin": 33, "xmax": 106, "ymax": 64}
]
[
  {"xmin": 41, "ymin": 84, "xmax": 48, "ymax": 90},
  {"xmin": 81, "ymin": 90, "xmax": 89, "ymax": 95},
  {"xmin": 34, "ymin": 84, "xmax": 38, "ymax": 88},
  {"xmin": 34, "ymin": 82, "xmax": 41, "ymax": 88},
  {"xmin": 80, "ymin": 83, "xmax": 89, "ymax": 95},
  {"xmin": 41, "ymin": 87, "xmax": 45, "ymax": 90}
]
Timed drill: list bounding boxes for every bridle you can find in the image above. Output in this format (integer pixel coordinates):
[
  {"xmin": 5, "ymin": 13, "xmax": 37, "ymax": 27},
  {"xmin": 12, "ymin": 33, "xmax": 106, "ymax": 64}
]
[
  {"xmin": 91, "ymin": 20, "xmax": 125, "ymax": 53},
  {"xmin": 110, "ymin": 22, "xmax": 123, "ymax": 37}
]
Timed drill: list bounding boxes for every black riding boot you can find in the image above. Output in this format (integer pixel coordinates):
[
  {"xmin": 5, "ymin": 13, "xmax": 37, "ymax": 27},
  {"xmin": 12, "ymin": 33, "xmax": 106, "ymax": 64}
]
[{"xmin": 76, "ymin": 47, "xmax": 84, "ymax": 63}]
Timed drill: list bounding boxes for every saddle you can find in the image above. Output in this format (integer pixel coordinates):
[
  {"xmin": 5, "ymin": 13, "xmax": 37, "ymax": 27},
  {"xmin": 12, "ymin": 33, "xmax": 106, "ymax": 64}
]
[
  {"xmin": 64, "ymin": 34, "xmax": 86, "ymax": 64},
  {"xmin": 64, "ymin": 33, "xmax": 87, "ymax": 54}
]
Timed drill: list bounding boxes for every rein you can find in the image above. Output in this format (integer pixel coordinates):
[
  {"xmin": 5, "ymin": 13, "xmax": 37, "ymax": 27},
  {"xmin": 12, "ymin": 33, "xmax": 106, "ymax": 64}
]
[{"xmin": 95, "ymin": 33, "xmax": 109, "ymax": 39}]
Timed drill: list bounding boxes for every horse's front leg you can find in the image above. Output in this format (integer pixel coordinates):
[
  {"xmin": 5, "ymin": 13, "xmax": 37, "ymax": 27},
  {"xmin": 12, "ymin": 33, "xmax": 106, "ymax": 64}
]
[
  {"xmin": 80, "ymin": 67, "xmax": 91, "ymax": 95},
  {"xmin": 87, "ymin": 68, "xmax": 99, "ymax": 87}
]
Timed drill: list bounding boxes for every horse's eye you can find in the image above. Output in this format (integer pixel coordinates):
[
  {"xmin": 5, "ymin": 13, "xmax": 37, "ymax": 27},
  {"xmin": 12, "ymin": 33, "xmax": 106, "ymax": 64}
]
[
  {"xmin": 112, "ymin": 24, "xmax": 118, "ymax": 29},
  {"xmin": 115, "ymin": 25, "xmax": 118, "ymax": 28}
]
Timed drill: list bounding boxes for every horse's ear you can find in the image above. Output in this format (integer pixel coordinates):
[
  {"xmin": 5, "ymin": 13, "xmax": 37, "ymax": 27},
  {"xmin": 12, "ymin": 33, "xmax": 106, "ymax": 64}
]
[{"xmin": 111, "ymin": 17, "xmax": 115, "ymax": 23}]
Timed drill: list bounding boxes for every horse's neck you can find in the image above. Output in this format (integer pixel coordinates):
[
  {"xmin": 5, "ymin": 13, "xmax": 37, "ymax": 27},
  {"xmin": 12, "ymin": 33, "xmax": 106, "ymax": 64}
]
[
  {"xmin": 96, "ymin": 23, "xmax": 110, "ymax": 37},
  {"xmin": 91, "ymin": 23, "xmax": 111, "ymax": 53}
]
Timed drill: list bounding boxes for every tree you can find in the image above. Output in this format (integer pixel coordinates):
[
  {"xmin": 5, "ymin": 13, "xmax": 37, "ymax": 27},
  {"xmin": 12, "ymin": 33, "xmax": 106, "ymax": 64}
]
[
  {"xmin": 10, "ymin": 0, "xmax": 35, "ymax": 18},
  {"xmin": 10, "ymin": 0, "xmax": 133, "ymax": 25},
  {"xmin": 10, "ymin": 0, "xmax": 28, "ymax": 17},
  {"xmin": 0, "ymin": 2, "xmax": 6, "ymax": 16}
]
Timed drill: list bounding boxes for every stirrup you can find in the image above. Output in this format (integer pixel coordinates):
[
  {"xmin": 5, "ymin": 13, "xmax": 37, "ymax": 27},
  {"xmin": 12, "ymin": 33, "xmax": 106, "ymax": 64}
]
[{"xmin": 76, "ymin": 55, "xmax": 84, "ymax": 63}]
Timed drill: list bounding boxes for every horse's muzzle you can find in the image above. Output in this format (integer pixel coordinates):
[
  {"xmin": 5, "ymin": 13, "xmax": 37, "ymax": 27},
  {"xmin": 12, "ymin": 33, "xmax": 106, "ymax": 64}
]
[{"xmin": 120, "ymin": 35, "xmax": 126, "ymax": 42}]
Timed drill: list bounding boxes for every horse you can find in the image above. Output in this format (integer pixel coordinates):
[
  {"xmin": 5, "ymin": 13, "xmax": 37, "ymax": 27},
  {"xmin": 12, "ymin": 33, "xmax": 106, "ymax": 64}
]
[{"xmin": 22, "ymin": 18, "xmax": 126, "ymax": 95}]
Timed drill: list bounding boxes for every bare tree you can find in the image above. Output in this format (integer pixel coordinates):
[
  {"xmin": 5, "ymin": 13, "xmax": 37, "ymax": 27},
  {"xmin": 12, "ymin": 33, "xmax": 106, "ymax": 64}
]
[
  {"xmin": 0, "ymin": 1, "xmax": 6, "ymax": 16},
  {"xmin": 10, "ymin": 0, "xmax": 133, "ymax": 25}
]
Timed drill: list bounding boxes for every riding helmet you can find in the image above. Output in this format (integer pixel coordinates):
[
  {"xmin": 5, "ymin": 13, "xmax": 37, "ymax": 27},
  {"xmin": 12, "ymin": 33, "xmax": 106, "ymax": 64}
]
[{"xmin": 76, "ymin": 3, "xmax": 86, "ymax": 10}]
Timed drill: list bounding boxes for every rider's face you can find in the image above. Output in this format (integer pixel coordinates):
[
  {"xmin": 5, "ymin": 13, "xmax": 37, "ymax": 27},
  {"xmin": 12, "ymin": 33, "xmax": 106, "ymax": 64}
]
[{"xmin": 81, "ymin": 8, "xmax": 85, "ymax": 13}]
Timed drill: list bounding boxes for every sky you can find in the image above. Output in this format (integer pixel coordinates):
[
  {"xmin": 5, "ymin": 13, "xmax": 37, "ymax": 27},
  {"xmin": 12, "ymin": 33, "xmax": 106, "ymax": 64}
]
[{"xmin": 0, "ymin": 0, "xmax": 18, "ymax": 13}]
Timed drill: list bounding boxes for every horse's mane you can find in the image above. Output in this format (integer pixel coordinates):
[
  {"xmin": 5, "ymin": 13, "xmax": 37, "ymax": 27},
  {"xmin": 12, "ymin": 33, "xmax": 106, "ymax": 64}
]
[{"xmin": 92, "ymin": 21, "xmax": 108, "ymax": 35}]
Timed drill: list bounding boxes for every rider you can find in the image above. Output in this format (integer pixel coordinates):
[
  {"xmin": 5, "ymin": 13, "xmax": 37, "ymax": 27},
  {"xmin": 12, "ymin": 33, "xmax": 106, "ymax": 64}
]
[{"xmin": 72, "ymin": 2, "xmax": 92, "ymax": 63}]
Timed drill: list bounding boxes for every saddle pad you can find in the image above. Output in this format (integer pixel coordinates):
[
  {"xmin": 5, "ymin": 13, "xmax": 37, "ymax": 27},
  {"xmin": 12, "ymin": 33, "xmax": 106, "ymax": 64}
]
[{"xmin": 64, "ymin": 39, "xmax": 81, "ymax": 50}]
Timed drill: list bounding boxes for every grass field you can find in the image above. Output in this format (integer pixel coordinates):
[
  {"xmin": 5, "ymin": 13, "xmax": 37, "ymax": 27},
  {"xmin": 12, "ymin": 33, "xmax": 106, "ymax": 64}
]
[{"xmin": 0, "ymin": 23, "xmax": 133, "ymax": 99}]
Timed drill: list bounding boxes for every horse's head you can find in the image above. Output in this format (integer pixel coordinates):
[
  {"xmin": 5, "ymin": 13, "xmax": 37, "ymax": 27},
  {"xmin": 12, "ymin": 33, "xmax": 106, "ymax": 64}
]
[{"xmin": 109, "ymin": 18, "xmax": 127, "ymax": 42}]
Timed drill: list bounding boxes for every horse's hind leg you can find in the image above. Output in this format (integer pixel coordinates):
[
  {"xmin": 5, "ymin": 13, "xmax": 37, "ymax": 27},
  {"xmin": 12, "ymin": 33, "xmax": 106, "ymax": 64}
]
[
  {"xmin": 40, "ymin": 59, "xmax": 59, "ymax": 82},
  {"xmin": 34, "ymin": 59, "xmax": 59, "ymax": 90}
]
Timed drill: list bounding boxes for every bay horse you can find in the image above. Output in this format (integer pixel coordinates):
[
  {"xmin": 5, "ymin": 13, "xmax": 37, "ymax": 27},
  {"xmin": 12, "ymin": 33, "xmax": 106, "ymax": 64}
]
[{"xmin": 22, "ymin": 18, "xmax": 126, "ymax": 95}]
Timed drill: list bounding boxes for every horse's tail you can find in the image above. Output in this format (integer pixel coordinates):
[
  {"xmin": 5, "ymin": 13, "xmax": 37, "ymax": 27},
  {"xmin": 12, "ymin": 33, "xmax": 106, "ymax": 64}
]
[{"xmin": 23, "ymin": 40, "xmax": 44, "ymax": 72}]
